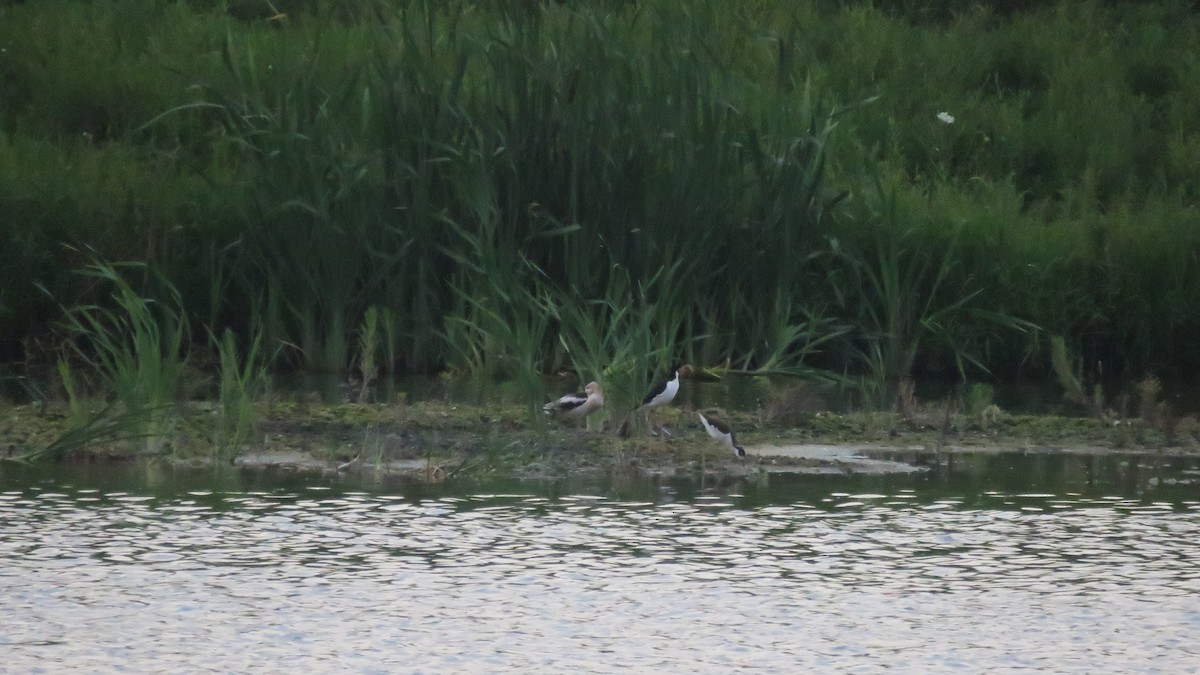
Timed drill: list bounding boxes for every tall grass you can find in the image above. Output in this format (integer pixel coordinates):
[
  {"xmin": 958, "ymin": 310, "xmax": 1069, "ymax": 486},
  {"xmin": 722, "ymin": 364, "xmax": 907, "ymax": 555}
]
[
  {"xmin": 552, "ymin": 260, "xmax": 692, "ymax": 421},
  {"xmin": 56, "ymin": 261, "xmax": 190, "ymax": 453},
  {"xmin": 213, "ymin": 327, "xmax": 269, "ymax": 462},
  {"xmin": 440, "ymin": 225, "xmax": 555, "ymax": 422},
  {"xmin": 13, "ymin": 404, "xmax": 171, "ymax": 463},
  {"xmin": 355, "ymin": 306, "xmax": 382, "ymax": 402},
  {"xmin": 199, "ymin": 27, "xmax": 403, "ymax": 373},
  {"xmin": 726, "ymin": 289, "xmax": 849, "ymax": 377},
  {"xmin": 829, "ymin": 181, "xmax": 1024, "ymax": 399},
  {"xmin": 2, "ymin": 0, "xmax": 1200, "ymax": 393}
]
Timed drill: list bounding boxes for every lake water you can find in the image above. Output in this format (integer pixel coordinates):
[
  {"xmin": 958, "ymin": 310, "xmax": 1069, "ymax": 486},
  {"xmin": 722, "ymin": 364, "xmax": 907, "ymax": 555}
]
[{"xmin": 3, "ymin": 453, "xmax": 1199, "ymax": 673}]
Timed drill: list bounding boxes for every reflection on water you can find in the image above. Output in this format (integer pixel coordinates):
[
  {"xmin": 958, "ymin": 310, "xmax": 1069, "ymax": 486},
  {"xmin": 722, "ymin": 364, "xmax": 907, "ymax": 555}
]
[{"xmin": 2, "ymin": 455, "xmax": 1200, "ymax": 673}]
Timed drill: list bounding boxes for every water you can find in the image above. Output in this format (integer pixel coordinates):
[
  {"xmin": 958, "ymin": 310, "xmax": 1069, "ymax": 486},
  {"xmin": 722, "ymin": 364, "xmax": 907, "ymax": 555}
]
[{"xmin": 3, "ymin": 455, "xmax": 1200, "ymax": 673}]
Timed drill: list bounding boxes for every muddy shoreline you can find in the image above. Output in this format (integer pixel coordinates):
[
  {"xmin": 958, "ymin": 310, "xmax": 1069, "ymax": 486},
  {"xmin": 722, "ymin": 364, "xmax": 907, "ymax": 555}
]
[
  {"xmin": 4, "ymin": 399, "xmax": 1198, "ymax": 479},
  {"xmin": 236, "ymin": 439, "xmax": 1200, "ymax": 480},
  {"xmin": 224, "ymin": 401, "xmax": 1200, "ymax": 479}
]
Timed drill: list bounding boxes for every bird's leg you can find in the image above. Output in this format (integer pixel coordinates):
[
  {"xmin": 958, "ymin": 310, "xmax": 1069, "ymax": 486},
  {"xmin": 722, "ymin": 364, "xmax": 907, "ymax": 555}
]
[{"xmin": 645, "ymin": 410, "xmax": 672, "ymax": 438}]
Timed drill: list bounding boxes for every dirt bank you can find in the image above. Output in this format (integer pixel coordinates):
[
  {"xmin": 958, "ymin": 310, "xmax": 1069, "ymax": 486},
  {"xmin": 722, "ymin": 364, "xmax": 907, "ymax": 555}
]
[{"xmin": 5, "ymin": 399, "xmax": 1198, "ymax": 479}]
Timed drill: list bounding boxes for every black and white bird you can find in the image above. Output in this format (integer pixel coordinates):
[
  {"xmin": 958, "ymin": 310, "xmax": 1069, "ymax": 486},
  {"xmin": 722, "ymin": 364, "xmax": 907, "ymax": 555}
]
[
  {"xmin": 632, "ymin": 366, "xmax": 681, "ymax": 437},
  {"xmin": 698, "ymin": 411, "xmax": 746, "ymax": 458},
  {"xmin": 543, "ymin": 381, "xmax": 605, "ymax": 419},
  {"xmin": 640, "ymin": 367, "xmax": 680, "ymax": 411}
]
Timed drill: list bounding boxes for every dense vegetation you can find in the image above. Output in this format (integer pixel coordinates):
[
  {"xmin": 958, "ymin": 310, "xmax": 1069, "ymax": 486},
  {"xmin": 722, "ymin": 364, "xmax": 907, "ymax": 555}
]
[{"xmin": 2, "ymin": 0, "xmax": 1199, "ymax": 411}]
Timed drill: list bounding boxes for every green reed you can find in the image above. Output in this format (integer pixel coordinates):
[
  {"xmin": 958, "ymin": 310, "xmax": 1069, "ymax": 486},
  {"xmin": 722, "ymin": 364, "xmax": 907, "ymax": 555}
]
[
  {"xmin": 56, "ymin": 357, "xmax": 85, "ymax": 426},
  {"xmin": 3, "ymin": 0, "xmax": 1200, "ymax": 388},
  {"xmin": 826, "ymin": 176, "xmax": 1033, "ymax": 408},
  {"xmin": 439, "ymin": 208, "xmax": 557, "ymax": 421},
  {"xmin": 199, "ymin": 27, "xmax": 391, "ymax": 373},
  {"xmin": 57, "ymin": 261, "xmax": 190, "ymax": 453},
  {"xmin": 725, "ymin": 289, "xmax": 849, "ymax": 378},
  {"xmin": 213, "ymin": 327, "xmax": 269, "ymax": 462},
  {"xmin": 551, "ymin": 260, "xmax": 692, "ymax": 427},
  {"xmin": 14, "ymin": 403, "xmax": 172, "ymax": 463},
  {"xmin": 1050, "ymin": 334, "xmax": 1102, "ymax": 417},
  {"xmin": 355, "ymin": 307, "xmax": 382, "ymax": 402}
]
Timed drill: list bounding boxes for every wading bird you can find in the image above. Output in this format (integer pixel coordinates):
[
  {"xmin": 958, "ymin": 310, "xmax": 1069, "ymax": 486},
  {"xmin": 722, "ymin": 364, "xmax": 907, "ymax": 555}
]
[
  {"xmin": 626, "ymin": 366, "xmax": 680, "ymax": 437},
  {"xmin": 543, "ymin": 381, "xmax": 605, "ymax": 423},
  {"xmin": 698, "ymin": 411, "xmax": 746, "ymax": 459}
]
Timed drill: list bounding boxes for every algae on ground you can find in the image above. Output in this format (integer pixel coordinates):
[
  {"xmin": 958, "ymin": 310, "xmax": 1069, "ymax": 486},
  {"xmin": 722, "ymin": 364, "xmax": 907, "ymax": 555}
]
[{"xmin": 6, "ymin": 393, "xmax": 1199, "ymax": 480}]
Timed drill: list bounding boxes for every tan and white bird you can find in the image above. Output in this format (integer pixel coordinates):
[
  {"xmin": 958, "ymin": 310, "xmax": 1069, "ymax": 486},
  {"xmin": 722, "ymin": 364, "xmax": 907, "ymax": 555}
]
[
  {"xmin": 698, "ymin": 411, "xmax": 746, "ymax": 458},
  {"xmin": 543, "ymin": 381, "xmax": 605, "ymax": 419}
]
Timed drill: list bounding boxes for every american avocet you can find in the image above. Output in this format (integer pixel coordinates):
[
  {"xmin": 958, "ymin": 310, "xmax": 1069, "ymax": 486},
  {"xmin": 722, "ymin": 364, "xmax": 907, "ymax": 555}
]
[
  {"xmin": 543, "ymin": 381, "xmax": 604, "ymax": 420},
  {"xmin": 698, "ymin": 411, "xmax": 746, "ymax": 459}
]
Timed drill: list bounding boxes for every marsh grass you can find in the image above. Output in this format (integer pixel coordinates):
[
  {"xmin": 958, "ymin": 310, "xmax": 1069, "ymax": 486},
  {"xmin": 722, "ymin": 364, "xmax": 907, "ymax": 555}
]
[
  {"xmin": 13, "ymin": 404, "xmax": 171, "ymax": 463},
  {"xmin": 55, "ymin": 357, "xmax": 87, "ymax": 428},
  {"xmin": 440, "ymin": 215, "xmax": 556, "ymax": 423},
  {"xmin": 375, "ymin": 306, "xmax": 405, "ymax": 376},
  {"xmin": 1136, "ymin": 376, "xmax": 1164, "ymax": 430},
  {"xmin": 355, "ymin": 307, "xmax": 382, "ymax": 403},
  {"xmin": 212, "ymin": 327, "xmax": 269, "ymax": 463},
  {"xmin": 442, "ymin": 282, "xmax": 553, "ymax": 425},
  {"xmin": 728, "ymin": 290, "xmax": 848, "ymax": 377},
  {"xmin": 1050, "ymin": 335, "xmax": 1086, "ymax": 408},
  {"xmin": 829, "ymin": 178, "xmax": 1035, "ymax": 409},
  {"xmin": 199, "ymin": 0, "xmax": 845, "ymax": 386},
  {"xmin": 199, "ymin": 27, "xmax": 406, "ymax": 373},
  {"xmin": 552, "ymin": 261, "xmax": 692, "ymax": 432},
  {"xmin": 3, "ymin": 0, "xmax": 1200, "ymax": 391},
  {"xmin": 57, "ymin": 261, "xmax": 190, "ymax": 453},
  {"xmin": 962, "ymin": 383, "xmax": 996, "ymax": 418},
  {"xmin": 1050, "ymin": 335, "xmax": 1106, "ymax": 418}
]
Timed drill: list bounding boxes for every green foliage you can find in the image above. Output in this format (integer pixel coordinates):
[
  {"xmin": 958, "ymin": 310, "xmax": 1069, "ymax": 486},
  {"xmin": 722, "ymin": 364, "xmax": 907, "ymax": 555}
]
[
  {"xmin": 355, "ymin": 306, "xmax": 381, "ymax": 402},
  {"xmin": 552, "ymin": 261, "xmax": 691, "ymax": 421},
  {"xmin": 58, "ymin": 261, "xmax": 190, "ymax": 453},
  {"xmin": 725, "ymin": 290, "xmax": 848, "ymax": 377},
  {"xmin": 13, "ymin": 404, "xmax": 170, "ymax": 463},
  {"xmin": 1050, "ymin": 335, "xmax": 1085, "ymax": 406},
  {"xmin": 198, "ymin": 26, "xmax": 405, "ymax": 372},
  {"xmin": 827, "ymin": 176, "xmax": 1033, "ymax": 407},
  {"xmin": 56, "ymin": 357, "xmax": 85, "ymax": 425},
  {"xmin": 1136, "ymin": 375, "xmax": 1163, "ymax": 427},
  {"xmin": 1050, "ymin": 334, "xmax": 1107, "ymax": 418},
  {"xmin": 213, "ymin": 327, "xmax": 269, "ymax": 462},
  {"xmin": 963, "ymin": 383, "xmax": 996, "ymax": 417},
  {"xmin": 3, "ymin": 0, "xmax": 1200, "ymax": 392},
  {"xmin": 441, "ymin": 246, "xmax": 554, "ymax": 423}
]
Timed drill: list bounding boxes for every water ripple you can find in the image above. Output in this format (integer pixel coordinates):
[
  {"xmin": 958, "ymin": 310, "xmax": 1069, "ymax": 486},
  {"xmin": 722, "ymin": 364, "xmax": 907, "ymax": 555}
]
[{"xmin": 1, "ymin": 488, "xmax": 1199, "ymax": 672}]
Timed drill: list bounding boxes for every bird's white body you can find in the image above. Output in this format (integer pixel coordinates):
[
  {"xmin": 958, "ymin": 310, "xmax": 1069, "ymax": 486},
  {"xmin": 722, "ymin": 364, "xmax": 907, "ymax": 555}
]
[
  {"xmin": 698, "ymin": 411, "xmax": 746, "ymax": 458},
  {"xmin": 544, "ymin": 381, "xmax": 604, "ymax": 418},
  {"xmin": 617, "ymin": 367, "xmax": 682, "ymax": 438},
  {"xmin": 639, "ymin": 369, "xmax": 680, "ymax": 410}
]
